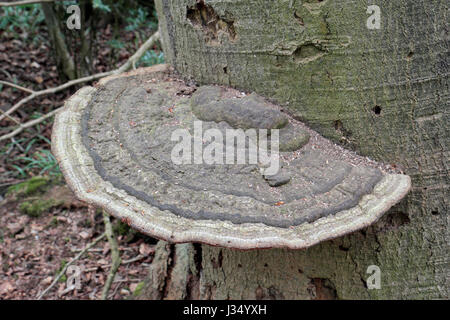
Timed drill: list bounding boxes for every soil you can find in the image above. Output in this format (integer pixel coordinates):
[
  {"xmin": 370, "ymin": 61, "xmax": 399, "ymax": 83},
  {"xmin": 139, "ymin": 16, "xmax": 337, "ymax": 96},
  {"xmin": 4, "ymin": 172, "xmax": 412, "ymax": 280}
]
[{"xmin": 0, "ymin": 182, "xmax": 156, "ymax": 300}]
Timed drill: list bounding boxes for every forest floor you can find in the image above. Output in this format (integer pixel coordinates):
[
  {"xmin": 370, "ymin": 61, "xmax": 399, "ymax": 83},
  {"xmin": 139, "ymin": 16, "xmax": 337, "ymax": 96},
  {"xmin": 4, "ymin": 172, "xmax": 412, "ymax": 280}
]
[
  {"xmin": 0, "ymin": 14, "xmax": 161, "ymax": 300},
  {"xmin": 0, "ymin": 181, "xmax": 156, "ymax": 300}
]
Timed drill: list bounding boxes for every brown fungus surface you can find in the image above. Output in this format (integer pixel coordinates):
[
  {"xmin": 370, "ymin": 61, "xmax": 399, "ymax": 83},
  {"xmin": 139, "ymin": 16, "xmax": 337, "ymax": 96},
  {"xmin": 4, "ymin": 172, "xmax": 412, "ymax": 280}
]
[{"xmin": 52, "ymin": 65, "xmax": 411, "ymax": 249}]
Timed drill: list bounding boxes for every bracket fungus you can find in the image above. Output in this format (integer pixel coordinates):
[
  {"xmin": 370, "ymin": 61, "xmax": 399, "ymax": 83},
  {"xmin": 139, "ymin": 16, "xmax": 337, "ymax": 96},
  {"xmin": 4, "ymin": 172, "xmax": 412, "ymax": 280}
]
[{"xmin": 52, "ymin": 65, "xmax": 411, "ymax": 249}]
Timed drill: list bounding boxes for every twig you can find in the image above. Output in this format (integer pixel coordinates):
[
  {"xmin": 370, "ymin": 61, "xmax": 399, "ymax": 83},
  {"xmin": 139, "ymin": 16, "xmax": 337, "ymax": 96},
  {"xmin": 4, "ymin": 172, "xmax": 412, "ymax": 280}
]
[
  {"xmin": 0, "ymin": 0, "xmax": 54, "ymax": 7},
  {"xmin": 0, "ymin": 31, "xmax": 160, "ymax": 141},
  {"xmin": 115, "ymin": 31, "xmax": 161, "ymax": 74},
  {"xmin": 71, "ymin": 246, "xmax": 135, "ymax": 253},
  {"xmin": 0, "ymin": 108, "xmax": 21, "ymax": 125},
  {"xmin": 37, "ymin": 232, "xmax": 106, "ymax": 300},
  {"xmin": 0, "ymin": 71, "xmax": 112, "ymax": 123},
  {"xmin": 11, "ymin": 137, "xmax": 25, "ymax": 152},
  {"xmin": 70, "ymin": 248, "xmax": 103, "ymax": 253},
  {"xmin": 0, "ymin": 180, "xmax": 24, "ymax": 188},
  {"xmin": 108, "ymin": 282, "xmax": 122, "ymax": 300},
  {"xmin": 122, "ymin": 254, "xmax": 146, "ymax": 264},
  {"xmin": 0, "ymin": 68, "xmax": 13, "ymax": 80},
  {"xmin": 112, "ymin": 279, "xmax": 142, "ymax": 283},
  {"xmin": 101, "ymin": 211, "xmax": 121, "ymax": 300},
  {"xmin": 83, "ymin": 255, "xmax": 146, "ymax": 272},
  {"xmin": 0, "ymin": 108, "xmax": 58, "ymax": 142},
  {"xmin": 0, "ymin": 80, "xmax": 34, "ymax": 93}
]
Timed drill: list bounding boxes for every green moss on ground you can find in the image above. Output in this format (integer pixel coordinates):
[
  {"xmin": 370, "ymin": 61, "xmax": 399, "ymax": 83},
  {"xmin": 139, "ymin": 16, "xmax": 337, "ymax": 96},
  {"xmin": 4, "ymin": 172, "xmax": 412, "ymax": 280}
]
[
  {"xmin": 56, "ymin": 259, "xmax": 68, "ymax": 283},
  {"xmin": 19, "ymin": 199, "xmax": 60, "ymax": 217},
  {"xmin": 6, "ymin": 176, "xmax": 75, "ymax": 218},
  {"xmin": 113, "ymin": 220, "xmax": 139, "ymax": 242},
  {"xmin": 114, "ymin": 220, "xmax": 130, "ymax": 236},
  {"xmin": 7, "ymin": 176, "xmax": 51, "ymax": 197},
  {"xmin": 133, "ymin": 282, "xmax": 145, "ymax": 297}
]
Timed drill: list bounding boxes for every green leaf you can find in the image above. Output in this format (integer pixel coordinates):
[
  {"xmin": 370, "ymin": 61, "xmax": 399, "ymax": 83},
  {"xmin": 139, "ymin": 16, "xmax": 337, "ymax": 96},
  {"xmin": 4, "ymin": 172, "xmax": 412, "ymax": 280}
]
[{"xmin": 92, "ymin": 0, "xmax": 111, "ymax": 12}]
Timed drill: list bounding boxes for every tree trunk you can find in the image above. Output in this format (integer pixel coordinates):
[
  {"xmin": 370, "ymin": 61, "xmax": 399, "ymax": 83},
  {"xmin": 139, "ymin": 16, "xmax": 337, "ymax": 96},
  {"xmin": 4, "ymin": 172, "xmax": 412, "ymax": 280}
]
[
  {"xmin": 78, "ymin": 0, "xmax": 94, "ymax": 78},
  {"xmin": 138, "ymin": 0, "xmax": 448, "ymax": 299},
  {"xmin": 41, "ymin": 3, "xmax": 77, "ymax": 81}
]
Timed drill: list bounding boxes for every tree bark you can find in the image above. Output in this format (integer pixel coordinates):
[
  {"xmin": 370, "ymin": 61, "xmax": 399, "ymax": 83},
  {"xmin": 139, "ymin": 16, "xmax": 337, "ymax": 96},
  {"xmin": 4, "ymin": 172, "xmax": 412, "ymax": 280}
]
[
  {"xmin": 138, "ymin": 0, "xmax": 448, "ymax": 299},
  {"xmin": 41, "ymin": 3, "xmax": 77, "ymax": 81},
  {"xmin": 78, "ymin": 0, "xmax": 94, "ymax": 78}
]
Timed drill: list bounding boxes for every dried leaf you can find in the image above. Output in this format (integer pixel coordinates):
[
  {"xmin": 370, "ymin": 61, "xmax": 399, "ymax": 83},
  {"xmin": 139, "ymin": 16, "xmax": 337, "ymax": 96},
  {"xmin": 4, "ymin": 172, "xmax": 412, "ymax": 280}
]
[{"xmin": 35, "ymin": 76, "xmax": 44, "ymax": 84}]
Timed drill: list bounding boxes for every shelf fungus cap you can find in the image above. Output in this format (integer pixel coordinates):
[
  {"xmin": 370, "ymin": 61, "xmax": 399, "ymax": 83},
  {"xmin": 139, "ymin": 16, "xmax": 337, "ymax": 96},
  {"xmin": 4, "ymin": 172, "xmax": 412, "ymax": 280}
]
[{"xmin": 52, "ymin": 65, "xmax": 411, "ymax": 249}]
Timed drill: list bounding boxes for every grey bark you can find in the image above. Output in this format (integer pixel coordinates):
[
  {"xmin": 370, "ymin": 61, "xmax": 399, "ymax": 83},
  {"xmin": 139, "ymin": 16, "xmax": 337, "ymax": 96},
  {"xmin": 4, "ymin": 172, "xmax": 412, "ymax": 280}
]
[
  {"xmin": 78, "ymin": 0, "xmax": 94, "ymax": 77},
  {"xmin": 41, "ymin": 3, "xmax": 77, "ymax": 81},
  {"xmin": 138, "ymin": 0, "xmax": 449, "ymax": 299}
]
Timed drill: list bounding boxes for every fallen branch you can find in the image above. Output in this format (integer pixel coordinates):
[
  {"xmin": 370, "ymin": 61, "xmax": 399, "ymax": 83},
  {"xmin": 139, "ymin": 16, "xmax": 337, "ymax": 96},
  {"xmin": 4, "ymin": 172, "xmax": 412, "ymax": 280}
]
[
  {"xmin": 0, "ymin": 71, "xmax": 112, "ymax": 124},
  {"xmin": 122, "ymin": 254, "xmax": 146, "ymax": 264},
  {"xmin": 115, "ymin": 31, "xmax": 161, "ymax": 73},
  {"xmin": 84, "ymin": 255, "xmax": 146, "ymax": 272},
  {"xmin": 0, "ymin": 108, "xmax": 58, "ymax": 142},
  {"xmin": 11, "ymin": 137, "xmax": 24, "ymax": 152},
  {"xmin": 71, "ymin": 246, "xmax": 135, "ymax": 253},
  {"xmin": 0, "ymin": 80, "xmax": 34, "ymax": 93},
  {"xmin": 37, "ymin": 232, "xmax": 106, "ymax": 300},
  {"xmin": 0, "ymin": 108, "xmax": 21, "ymax": 125},
  {"xmin": 0, "ymin": 0, "xmax": 53, "ymax": 7},
  {"xmin": 0, "ymin": 31, "xmax": 160, "ymax": 141},
  {"xmin": 0, "ymin": 179, "xmax": 24, "ymax": 188},
  {"xmin": 101, "ymin": 211, "xmax": 121, "ymax": 300}
]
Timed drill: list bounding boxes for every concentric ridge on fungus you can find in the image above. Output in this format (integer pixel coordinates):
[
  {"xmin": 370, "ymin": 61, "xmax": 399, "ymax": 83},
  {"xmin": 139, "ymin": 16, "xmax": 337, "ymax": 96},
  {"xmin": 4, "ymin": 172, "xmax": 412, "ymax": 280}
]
[{"xmin": 52, "ymin": 65, "xmax": 411, "ymax": 249}]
